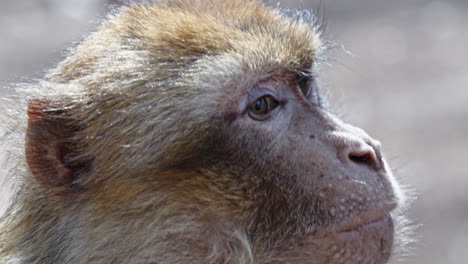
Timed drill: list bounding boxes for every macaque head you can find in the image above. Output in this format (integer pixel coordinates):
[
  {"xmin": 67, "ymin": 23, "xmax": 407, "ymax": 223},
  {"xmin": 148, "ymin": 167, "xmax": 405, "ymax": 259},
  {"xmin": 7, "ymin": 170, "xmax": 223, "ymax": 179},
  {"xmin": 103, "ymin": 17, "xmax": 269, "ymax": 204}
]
[{"xmin": 1, "ymin": 1, "xmax": 407, "ymax": 264}]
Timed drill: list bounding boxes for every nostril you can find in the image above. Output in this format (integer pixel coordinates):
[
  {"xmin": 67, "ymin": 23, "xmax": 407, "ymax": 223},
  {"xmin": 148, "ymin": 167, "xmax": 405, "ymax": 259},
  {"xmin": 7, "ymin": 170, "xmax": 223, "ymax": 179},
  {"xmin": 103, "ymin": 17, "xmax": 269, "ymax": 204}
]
[
  {"xmin": 349, "ymin": 152, "xmax": 372, "ymax": 166},
  {"xmin": 348, "ymin": 150, "xmax": 379, "ymax": 170}
]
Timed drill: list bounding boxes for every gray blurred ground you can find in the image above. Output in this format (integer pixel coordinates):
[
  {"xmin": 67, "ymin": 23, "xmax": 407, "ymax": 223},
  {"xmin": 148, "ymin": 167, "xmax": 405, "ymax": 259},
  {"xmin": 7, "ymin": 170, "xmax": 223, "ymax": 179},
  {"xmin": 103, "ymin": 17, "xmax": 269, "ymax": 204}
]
[{"xmin": 1, "ymin": 0, "xmax": 467, "ymax": 263}]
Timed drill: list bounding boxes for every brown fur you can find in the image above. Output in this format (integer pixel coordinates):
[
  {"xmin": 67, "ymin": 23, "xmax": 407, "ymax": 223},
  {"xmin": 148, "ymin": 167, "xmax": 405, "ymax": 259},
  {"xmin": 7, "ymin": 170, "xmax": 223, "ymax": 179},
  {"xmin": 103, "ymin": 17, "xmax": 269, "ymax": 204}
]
[{"xmin": 0, "ymin": 1, "xmax": 410, "ymax": 263}]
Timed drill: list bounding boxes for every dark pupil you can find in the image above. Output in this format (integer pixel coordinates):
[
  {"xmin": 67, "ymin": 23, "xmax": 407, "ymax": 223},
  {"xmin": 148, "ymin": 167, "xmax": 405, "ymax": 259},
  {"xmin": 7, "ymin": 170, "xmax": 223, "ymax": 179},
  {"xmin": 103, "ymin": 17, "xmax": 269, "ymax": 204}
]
[
  {"xmin": 299, "ymin": 77, "xmax": 310, "ymax": 95},
  {"xmin": 253, "ymin": 97, "xmax": 268, "ymax": 114},
  {"xmin": 301, "ymin": 84, "xmax": 309, "ymax": 95}
]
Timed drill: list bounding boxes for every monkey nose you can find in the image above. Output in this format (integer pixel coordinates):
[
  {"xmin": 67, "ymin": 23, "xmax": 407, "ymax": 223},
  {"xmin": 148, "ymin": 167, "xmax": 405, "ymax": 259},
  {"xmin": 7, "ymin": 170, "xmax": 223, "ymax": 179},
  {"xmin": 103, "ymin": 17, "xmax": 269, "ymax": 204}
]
[
  {"xmin": 346, "ymin": 144, "xmax": 381, "ymax": 171},
  {"xmin": 328, "ymin": 132, "xmax": 383, "ymax": 171}
]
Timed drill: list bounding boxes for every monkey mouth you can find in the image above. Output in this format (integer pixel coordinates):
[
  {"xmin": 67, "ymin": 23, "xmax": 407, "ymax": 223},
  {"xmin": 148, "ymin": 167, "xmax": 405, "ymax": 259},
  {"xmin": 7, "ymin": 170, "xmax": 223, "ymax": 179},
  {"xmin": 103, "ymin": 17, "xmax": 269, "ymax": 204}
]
[{"xmin": 335, "ymin": 214, "xmax": 392, "ymax": 234}]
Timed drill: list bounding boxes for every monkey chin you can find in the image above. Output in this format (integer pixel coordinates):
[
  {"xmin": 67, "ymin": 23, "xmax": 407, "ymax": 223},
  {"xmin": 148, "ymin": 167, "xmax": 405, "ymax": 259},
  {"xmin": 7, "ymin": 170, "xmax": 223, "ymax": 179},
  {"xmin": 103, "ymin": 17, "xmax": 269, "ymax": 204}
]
[
  {"xmin": 329, "ymin": 215, "xmax": 394, "ymax": 263},
  {"xmin": 263, "ymin": 215, "xmax": 394, "ymax": 264}
]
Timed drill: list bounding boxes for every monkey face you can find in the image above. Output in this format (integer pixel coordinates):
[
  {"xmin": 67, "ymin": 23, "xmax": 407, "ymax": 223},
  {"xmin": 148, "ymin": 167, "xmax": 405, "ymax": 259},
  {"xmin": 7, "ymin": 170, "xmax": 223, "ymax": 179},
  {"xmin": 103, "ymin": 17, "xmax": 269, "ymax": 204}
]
[{"xmin": 207, "ymin": 70, "xmax": 400, "ymax": 263}]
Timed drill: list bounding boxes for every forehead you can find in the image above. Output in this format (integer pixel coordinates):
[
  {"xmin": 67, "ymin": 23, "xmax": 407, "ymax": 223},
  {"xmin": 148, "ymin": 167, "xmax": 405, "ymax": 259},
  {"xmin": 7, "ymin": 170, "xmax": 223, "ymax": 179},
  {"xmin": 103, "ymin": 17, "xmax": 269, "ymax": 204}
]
[{"xmin": 123, "ymin": 0, "xmax": 321, "ymax": 73}]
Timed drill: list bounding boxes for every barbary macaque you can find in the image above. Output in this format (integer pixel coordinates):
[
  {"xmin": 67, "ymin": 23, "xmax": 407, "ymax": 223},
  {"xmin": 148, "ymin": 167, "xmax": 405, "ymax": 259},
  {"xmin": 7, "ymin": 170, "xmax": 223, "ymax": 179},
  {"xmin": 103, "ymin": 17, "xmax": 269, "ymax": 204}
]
[{"xmin": 0, "ymin": 0, "xmax": 410, "ymax": 263}]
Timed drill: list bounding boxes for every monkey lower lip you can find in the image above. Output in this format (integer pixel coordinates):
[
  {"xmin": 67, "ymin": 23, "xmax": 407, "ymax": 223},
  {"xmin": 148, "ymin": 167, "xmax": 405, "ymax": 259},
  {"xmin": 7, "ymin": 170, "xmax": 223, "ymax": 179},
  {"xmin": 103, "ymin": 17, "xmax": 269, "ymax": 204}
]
[{"xmin": 336, "ymin": 214, "xmax": 391, "ymax": 234}]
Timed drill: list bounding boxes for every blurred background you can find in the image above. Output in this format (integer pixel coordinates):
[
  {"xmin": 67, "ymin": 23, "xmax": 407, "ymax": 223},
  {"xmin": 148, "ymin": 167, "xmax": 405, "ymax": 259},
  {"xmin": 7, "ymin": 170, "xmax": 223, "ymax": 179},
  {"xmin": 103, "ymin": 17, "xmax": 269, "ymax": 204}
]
[{"xmin": 0, "ymin": 0, "xmax": 467, "ymax": 263}]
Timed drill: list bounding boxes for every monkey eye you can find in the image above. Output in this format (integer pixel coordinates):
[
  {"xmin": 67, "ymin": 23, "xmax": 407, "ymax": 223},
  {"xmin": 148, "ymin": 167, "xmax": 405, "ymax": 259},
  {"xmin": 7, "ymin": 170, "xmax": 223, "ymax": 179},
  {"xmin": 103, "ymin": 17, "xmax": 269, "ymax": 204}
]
[
  {"xmin": 298, "ymin": 74, "xmax": 312, "ymax": 97},
  {"xmin": 248, "ymin": 95, "xmax": 279, "ymax": 120}
]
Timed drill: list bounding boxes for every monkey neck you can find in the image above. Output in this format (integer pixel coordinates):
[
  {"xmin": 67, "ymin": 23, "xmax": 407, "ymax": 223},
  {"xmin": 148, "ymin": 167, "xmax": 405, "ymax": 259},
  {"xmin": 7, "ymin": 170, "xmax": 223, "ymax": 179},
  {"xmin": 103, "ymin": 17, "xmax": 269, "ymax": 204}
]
[{"xmin": 0, "ymin": 183, "xmax": 255, "ymax": 264}]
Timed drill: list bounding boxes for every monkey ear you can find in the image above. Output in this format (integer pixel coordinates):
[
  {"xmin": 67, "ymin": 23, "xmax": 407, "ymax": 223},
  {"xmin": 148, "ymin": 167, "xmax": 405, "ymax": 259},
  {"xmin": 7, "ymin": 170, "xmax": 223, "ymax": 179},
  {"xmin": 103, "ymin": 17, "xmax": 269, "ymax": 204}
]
[{"xmin": 25, "ymin": 99, "xmax": 78, "ymax": 187}]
